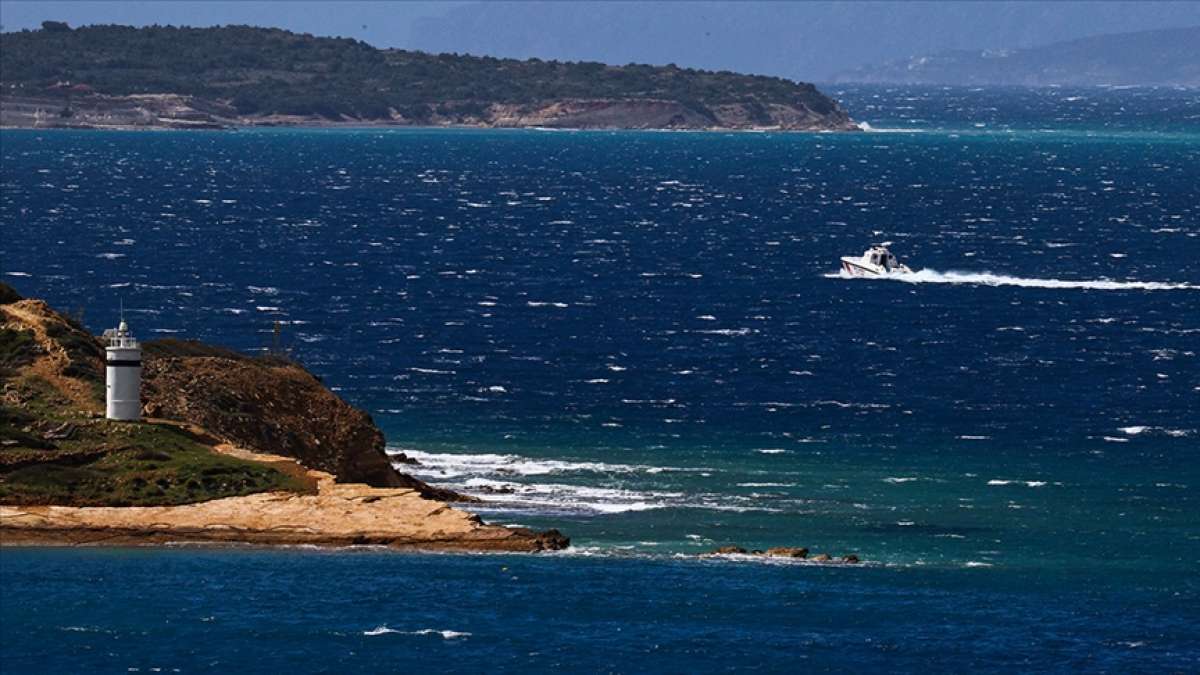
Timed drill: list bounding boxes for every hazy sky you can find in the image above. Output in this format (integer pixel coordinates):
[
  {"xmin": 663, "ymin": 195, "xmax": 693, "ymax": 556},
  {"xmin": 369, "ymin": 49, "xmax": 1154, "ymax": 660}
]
[{"xmin": 2, "ymin": 1, "xmax": 1197, "ymax": 80}]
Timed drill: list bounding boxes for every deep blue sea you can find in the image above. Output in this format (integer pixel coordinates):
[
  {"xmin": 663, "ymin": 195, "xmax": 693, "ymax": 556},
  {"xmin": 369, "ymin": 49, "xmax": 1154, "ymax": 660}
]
[{"xmin": 2, "ymin": 85, "xmax": 1199, "ymax": 671}]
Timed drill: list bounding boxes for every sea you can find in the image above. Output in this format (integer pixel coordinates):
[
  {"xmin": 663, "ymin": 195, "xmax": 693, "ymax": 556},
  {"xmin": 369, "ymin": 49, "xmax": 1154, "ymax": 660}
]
[{"xmin": 2, "ymin": 85, "xmax": 1198, "ymax": 671}]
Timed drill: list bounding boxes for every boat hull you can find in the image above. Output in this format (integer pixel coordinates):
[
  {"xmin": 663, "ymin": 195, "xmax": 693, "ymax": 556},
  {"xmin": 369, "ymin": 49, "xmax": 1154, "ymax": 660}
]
[{"xmin": 840, "ymin": 257, "xmax": 911, "ymax": 277}]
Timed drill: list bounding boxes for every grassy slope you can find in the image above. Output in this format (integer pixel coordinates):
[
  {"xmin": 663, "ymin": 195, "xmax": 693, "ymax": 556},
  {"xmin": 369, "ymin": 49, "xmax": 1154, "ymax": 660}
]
[{"xmin": 0, "ymin": 416, "xmax": 312, "ymax": 507}]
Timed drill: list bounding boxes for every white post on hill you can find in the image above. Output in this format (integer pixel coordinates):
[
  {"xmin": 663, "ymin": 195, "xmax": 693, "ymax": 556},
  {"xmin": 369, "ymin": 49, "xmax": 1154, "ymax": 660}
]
[{"xmin": 102, "ymin": 309, "xmax": 142, "ymax": 421}]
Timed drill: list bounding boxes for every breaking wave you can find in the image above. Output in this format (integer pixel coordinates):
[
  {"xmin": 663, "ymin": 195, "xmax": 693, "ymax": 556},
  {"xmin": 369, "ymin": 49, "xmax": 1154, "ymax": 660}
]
[
  {"xmin": 387, "ymin": 448, "xmax": 774, "ymax": 515},
  {"xmin": 392, "ymin": 449, "xmax": 703, "ymax": 478},
  {"xmin": 828, "ymin": 268, "xmax": 1198, "ymax": 291}
]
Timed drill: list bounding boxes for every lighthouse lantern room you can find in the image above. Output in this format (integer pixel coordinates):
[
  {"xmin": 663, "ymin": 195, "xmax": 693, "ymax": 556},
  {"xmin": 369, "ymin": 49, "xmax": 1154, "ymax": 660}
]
[{"xmin": 102, "ymin": 317, "xmax": 141, "ymax": 421}]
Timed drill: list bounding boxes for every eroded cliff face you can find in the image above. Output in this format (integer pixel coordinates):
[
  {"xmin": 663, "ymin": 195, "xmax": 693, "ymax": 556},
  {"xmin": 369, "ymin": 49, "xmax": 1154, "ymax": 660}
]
[
  {"xmin": 140, "ymin": 346, "xmax": 389, "ymax": 480},
  {"xmin": 139, "ymin": 346, "xmax": 466, "ymax": 500}
]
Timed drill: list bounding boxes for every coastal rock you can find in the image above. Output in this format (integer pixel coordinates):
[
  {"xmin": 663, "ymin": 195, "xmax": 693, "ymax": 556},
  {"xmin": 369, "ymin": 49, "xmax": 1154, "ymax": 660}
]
[
  {"xmin": 809, "ymin": 553, "xmax": 832, "ymax": 562},
  {"xmin": 765, "ymin": 546, "xmax": 809, "ymax": 558},
  {"xmin": 713, "ymin": 545, "xmax": 748, "ymax": 554},
  {"xmin": 842, "ymin": 554, "xmax": 860, "ymax": 564},
  {"xmin": 390, "ymin": 451, "xmax": 420, "ymax": 466}
]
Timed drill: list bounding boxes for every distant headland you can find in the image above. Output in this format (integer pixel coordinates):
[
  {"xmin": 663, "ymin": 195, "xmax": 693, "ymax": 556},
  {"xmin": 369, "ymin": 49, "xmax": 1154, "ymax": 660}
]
[{"xmin": 0, "ymin": 23, "xmax": 856, "ymax": 132}]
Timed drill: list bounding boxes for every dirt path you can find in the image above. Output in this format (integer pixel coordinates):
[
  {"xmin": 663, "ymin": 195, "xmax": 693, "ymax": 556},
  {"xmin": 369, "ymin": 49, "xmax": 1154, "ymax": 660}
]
[{"xmin": 2, "ymin": 301, "xmax": 102, "ymax": 413}]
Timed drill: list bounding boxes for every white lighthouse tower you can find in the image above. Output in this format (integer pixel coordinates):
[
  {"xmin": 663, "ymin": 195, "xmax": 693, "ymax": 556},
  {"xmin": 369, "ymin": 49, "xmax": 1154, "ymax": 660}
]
[{"xmin": 103, "ymin": 316, "xmax": 141, "ymax": 421}]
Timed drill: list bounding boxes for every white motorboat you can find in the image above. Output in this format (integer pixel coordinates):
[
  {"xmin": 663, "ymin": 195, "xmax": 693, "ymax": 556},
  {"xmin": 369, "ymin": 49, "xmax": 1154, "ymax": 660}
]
[{"xmin": 840, "ymin": 245, "xmax": 912, "ymax": 277}]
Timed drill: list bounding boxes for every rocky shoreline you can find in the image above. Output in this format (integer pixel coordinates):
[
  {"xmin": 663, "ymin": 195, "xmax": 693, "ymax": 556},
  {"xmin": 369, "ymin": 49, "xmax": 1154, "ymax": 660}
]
[
  {"xmin": 0, "ymin": 93, "xmax": 859, "ymax": 133},
  {"xmin": 0, "ymin": 460, "xmax": 568, "ymax": 552}
]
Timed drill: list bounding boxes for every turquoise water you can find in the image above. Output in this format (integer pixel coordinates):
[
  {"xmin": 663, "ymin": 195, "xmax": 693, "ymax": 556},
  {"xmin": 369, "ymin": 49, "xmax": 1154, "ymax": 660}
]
[{"xmin": 2, "ymin": 85, "xmax": 1198, "ymax": 670}]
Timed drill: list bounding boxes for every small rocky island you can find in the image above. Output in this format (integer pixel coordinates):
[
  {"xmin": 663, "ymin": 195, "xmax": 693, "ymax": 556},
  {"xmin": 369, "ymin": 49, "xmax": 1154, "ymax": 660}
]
[
  {"xmin": 0, "ymin": 283, "xmax": 567, "ymax": 551},
  {"xmin": 0, "ymin": 22, "xmax": 856, "ymax": 132}
]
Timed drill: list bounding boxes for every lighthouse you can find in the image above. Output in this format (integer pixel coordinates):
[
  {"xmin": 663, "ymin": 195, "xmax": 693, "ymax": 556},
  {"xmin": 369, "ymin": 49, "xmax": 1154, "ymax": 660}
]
[{"xmin": 103, "ymin": 317, "xmax": 141, "ymax": 421}]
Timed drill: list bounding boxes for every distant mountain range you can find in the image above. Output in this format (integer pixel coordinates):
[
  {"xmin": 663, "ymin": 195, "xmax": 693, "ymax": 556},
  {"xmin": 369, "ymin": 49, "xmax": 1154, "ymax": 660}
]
[{"xmin": 834, "ymin": 26, "xmax": 1200, "ymax": 87}]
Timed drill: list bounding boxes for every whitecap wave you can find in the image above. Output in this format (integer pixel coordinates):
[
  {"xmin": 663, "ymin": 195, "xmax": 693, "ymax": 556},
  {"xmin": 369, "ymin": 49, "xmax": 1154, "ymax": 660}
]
[
  {"xmin": 857, "ymin": 121, "xmax": 925, "ymax": 133},
  {"xmin": 1119, "ymin": 425, "xmax": 1193, "ymax": 437},
  {"xmin": 827, "ymin": 268, "xmax": 1197, "ymax": 291},
  {"xmin": 364, "ymin": 625, "xmax": 470, "ymax": 639},
  {"xmin": 393, "ymin": 449, "xmax": 693, "ymax": 477},
  {"xmin": 389, "ymin": 449, "xmax": 773, "ymax": 515},
  {"xmin": 986, "ymin": 479, "xmax": 1050, "ymax": 487}
]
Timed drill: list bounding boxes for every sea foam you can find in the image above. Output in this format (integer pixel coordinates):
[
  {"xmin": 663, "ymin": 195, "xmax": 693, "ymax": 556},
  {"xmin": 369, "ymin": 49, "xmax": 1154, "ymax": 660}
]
[{"xmin": 828, "ymin": 268, "xmax": 1197, "ymax": 291}]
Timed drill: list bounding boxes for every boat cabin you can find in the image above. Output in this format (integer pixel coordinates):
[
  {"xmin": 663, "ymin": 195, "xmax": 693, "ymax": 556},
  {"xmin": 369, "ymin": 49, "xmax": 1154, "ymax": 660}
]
[{"xmin": 867, "ymin": 247, "xmax": 898, "ymax": 270}]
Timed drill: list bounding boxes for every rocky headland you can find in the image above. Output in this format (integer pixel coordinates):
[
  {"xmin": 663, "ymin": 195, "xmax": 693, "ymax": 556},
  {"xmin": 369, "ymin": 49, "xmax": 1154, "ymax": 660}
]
[{"xmin": 0, "ymin": 282, "xmax": 566, "ymax": 551}]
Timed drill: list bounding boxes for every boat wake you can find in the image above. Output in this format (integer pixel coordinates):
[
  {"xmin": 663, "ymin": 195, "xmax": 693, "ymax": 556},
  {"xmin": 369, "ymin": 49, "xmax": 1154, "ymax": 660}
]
[{"xmin": 826, "ymin": 268, "xmax": 1198, "ymax": 291}]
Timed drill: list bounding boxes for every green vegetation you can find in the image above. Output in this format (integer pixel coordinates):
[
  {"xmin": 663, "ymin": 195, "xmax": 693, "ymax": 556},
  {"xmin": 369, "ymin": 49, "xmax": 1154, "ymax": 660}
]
[
  {"xmin": 0, "ymin": 23, "xmax": 836, "ymax": 120},
  {"xmin": 0, "ymin": 419, "xmax": 312, "ymax": 506},
  {"xmin": 1, "ymin": 351, "xmax": 310, "ymax": 507},
  {"xmin": 43, "ymin": 317, "xmax": 104, "ymax": 383},
  {"xmin": 0, "ymin": 327, "xmax": 40, "ymax": 379}
]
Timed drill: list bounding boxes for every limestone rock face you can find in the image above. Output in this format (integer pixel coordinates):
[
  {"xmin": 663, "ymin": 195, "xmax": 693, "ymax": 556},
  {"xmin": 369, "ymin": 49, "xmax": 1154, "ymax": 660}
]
[{"xmin": 0, "ymin": 469, "xmax": 569, "ymax": 551}]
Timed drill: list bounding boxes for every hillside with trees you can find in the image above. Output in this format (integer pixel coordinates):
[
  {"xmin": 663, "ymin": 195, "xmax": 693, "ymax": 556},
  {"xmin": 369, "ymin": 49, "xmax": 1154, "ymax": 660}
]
[{"xmin": 0, "ymin": 23, "xmax": 854, "ymax": 130}]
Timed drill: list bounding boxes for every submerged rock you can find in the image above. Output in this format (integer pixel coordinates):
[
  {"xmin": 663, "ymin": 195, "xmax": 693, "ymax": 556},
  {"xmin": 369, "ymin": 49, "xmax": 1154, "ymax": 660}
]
[{"xmin": 707, "ymin": 545, "xmax": 863, "ymax": 563}]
